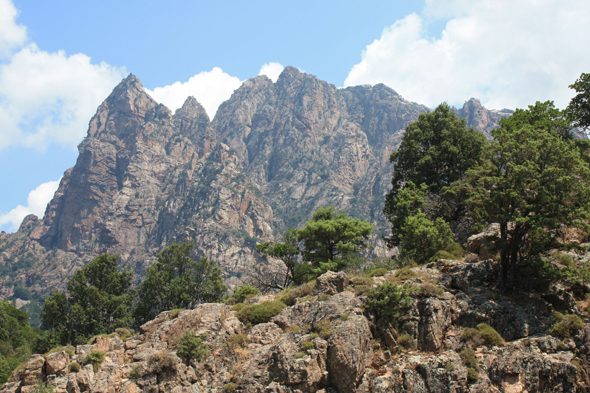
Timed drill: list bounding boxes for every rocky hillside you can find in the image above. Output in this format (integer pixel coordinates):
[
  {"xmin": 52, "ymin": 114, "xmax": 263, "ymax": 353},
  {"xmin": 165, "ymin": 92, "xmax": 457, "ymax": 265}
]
[
  {"xmin": 2, "ymin": 239, "xmax": 589, "ymax": 393},
  {"xmin": 0, "ymin": 67, "xmax": 511, "ymax": 319}
]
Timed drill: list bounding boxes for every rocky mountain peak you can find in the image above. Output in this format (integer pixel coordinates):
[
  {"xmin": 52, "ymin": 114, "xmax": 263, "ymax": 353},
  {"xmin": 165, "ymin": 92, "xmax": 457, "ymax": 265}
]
[
  {"xmin": 174, "ymin": 96, "xmax": 208, "ymax": 121},
  {"xmin": 105, "ymin": 73, "xmax": 157, "ymax": 118},
  {"xmin": 457, "ymin": 98, "xmax": 513, "ymax": 138}
]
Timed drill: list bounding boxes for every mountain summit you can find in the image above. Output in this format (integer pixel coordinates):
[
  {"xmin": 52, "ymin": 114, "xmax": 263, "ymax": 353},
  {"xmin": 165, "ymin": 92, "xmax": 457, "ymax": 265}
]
[{"xmin": 0, "ymin": 69, "xmax": 510, "ymax": 318}]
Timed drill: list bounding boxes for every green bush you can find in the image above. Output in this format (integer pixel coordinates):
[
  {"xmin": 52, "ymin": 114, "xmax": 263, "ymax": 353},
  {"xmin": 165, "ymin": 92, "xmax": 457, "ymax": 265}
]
[
  {"xmin": 128, "ymin": 365, "xmax": 140, "ymax": 378},
  {"xmin": 467, "ymin": 367, "xmax": 479, "ymax": 382},
  {"xmin": 461, "ymin": 328, "xmax": 480, "ymax": 342},
  {"xmin": 460, "ymin": 348, "xmax": 478, "ymax": 369},
  {"xmin": 398, "ymin": 332, "xmax": 412, "ymax": 350},
  {"xmin": 223, "ymin": 382, "xmax": 239, "ymax": 392},
  {"xmin": 296, "ymin": 351, "xmax": 307, "ymax": 358},
  {"xmin": 416, "ymin": 283, "xmax": 444, "ymax": 297},
  {"xmin": 32, "ymin": 382, "xmax": 54, "ymax": 393},
  {"xmin": 232, "ymin": 285, "xmax": 260, "ymax": 304},
  {"xmin": 340, "ymin": 314, "xmax": 349, "ymax": 321},
  {"xmin": 477, "ymin": 323, "xmax": 504, "ymax": 346},
  {"xmin": 552, "ymin": 251, "xmax": 574, "ymax": 268},
  {"xmin": 175, "ymin": 332, "xmax": 209, "ymax": 363},
  {"xmin": 278, "ymin": 281, "xmax": 316, "ymax": 306},
  {"xmin": 236, "ymin": 301, "xmax": 286, "ymax": 325},
  {"xmin": 313, "ymin": 320, "xmax": 334, "ymax": 338},
  {"xmin": 431, "ymin": 241, "xmax": 465, "ymax": 261},
  {"xmin": 83, "ymin": 350, "xmax": 105, "ymax": 372},
  {"xmin": 69, "ymin": 362, "xmax": 81, "ymax": 373},
  {"xmin": 366, "ymin": 282, "xmax": 412, "ymax": 326},
  {"xmin": 230, "ymin": 302, "xmax": 246, "ymax": 312},
  {"xmin": 370, "ymin": 267, "xmax": 389, "ymax": 277},
  {"xmin": 147, "ymin": 351, "xmax": 177, "ymax": 373},
  {"xmin": 301, "ymin": 341, "xmax": 315, "ymax": 351},
  {"xmin": 391, "ymin": 267, "xmax": 418, "ymax": 282},
  {"xmin": 550, "ymin": 313, "xmax": 584, "ymax": 338},
  {"xmin": 225, "ymin": 334, "xmax": 248, "ymax": 349},
  {"xmin": 169, "ymin": 309, "xmax": 183, "ymax": 319}
]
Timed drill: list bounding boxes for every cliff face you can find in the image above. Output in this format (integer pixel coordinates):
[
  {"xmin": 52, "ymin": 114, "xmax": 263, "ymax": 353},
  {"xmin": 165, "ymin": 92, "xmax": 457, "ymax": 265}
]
[{"xmin": 0, "ymin": 68, "xmax": 509, "ymax": 313}]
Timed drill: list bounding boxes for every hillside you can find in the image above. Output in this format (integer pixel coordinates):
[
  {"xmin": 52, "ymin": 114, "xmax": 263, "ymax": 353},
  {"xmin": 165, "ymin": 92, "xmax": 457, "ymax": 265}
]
[
  {"xmin": 0, "ymin": 67, "xmax": 510, "ymax": 321},
  {"xmin": 2, "ymin": 240, "xmax": 590, "ymax": 393}
]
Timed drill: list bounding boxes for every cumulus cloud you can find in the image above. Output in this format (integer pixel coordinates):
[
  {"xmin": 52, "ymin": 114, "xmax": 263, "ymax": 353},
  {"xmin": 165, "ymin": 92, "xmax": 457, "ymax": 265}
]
[
  {"xmin": 345, "ymin": 0, "xmax": 590, "ymax": 110},
  {"xmin": 259, "ymin": 62, "xmax": 284, "ymax": 82},
  {"xmin": 147, "ymin": 67, "xmax": 243, "ymax": 119},
  {"xmin": 0, "ymin": 44, "xmax": 126, "ymax": 150},
  {"xmin": 0, "ymin": 179, "xmax": 60, "ymax": 232},
  {"xmin": 0, "ymin": 0, "xmax": 26, "ymax": 58},
  {"xmin": 0, "ymin": 0, "xmax": 126, "ymax": 151}
]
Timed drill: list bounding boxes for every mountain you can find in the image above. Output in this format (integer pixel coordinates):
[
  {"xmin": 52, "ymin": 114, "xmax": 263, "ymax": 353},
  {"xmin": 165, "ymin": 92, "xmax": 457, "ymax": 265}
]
[{"xmin": 0, "ymin": 67, "xmax": 511, "ymax": 322}]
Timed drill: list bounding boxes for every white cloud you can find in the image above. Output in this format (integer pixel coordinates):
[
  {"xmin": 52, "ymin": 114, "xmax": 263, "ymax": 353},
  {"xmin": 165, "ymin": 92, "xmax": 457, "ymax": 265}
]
[
  {"xmin": 259, "ymin": 62, "xmax": 284, "ymax": 82},
  {"xmin": 0, "ymin": 44, "xmax": 126, "ymax": 150},
  {"xmin": 0, "ymin": 179, "xmax": 60, "ymax": 232},
  {"xmin": 0, "ymin": 0, "xmax": 26, "ymax": 58},
  {"xmin": 345, "ymin": 0, "xmax": 590, "ymax": 110},
  {"xmin": 0, "ymin": 0, "xmax": 126, "ymax": 151},
  {"xmin": 147, "ymin": 67, "xmax": 243, "ymax": 119}
]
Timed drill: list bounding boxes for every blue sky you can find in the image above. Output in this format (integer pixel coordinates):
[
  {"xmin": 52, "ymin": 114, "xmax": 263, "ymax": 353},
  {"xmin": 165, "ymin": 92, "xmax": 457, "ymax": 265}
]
[{"xmin": 1, "ymin": 0, "xmax": 589, "ymax": 232}]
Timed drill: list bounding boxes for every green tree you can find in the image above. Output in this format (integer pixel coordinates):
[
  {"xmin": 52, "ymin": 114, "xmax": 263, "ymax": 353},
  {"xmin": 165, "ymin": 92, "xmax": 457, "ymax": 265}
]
[
  {"xmin": 566, "ymin": 72, "xmax": 590, "ymax": 131},
  {"xmin": 133, "ymin": 242, "xmax": 227, "ymax": 326},
  {"xmin": 500, "ymin": 100, "xmax": 572, "ymax": 139},
  {"xmin": 465, "ymin": 124, "xmax": 590, "ymax": 292},
  {"xmin": 384, "ymin": 103, "xmax": 487, "ymax": 209},
  {"xmin": 398, "ymin": 212, "xmax": 454, "ymax": 264},
  {"xmin": 255, "ymin": 229, "xmax": 309, "ymax": 290},
  {"xmin": 40, "ymin": 254, "xmax": 135, "ymax": 345},
  {"xmin": 0, "ymin": 301, "xmax": 39, "ymax": 387},
  {"xmin": 297, "ymin": 206, "xmax": 373, "ymax": 268}
]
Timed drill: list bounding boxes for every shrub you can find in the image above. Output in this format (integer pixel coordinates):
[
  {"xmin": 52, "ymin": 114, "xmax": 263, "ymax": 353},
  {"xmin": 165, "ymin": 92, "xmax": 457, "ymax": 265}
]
[
  {"xmin": 485, "ymin": 292, "xmax": 499, "ymax": 301},
  {"xmin": 236, "ymin": 301, "xmax": 286, "ymax": 325},
  {"xmin": 477, "ymin": 323, "xmax": 504, "ymax": 346},
  {"xmin": 69, "ymin": 362, "xmax": 81, "ymax": 373},
  {"xmin": 340, "ymin": 314, "xmax": 349, "ymax": 321},
  {"xmin": 147, "ymin": 351, "xmax": 177, "ymax": 373},
  {"xmin": 296, "ymin": 351, "xmax": 307, "ymax": 358},
  {"xmin": 445, "ymin": 363, "xmax": 455, "ymax": 371},
  {"xmin": 461, "ymin": 328, "xmax": 480, "ymax": 342},
  {"xmin": 223, "ymin": 382, "xmax": 239, "ymax": 392},
  {"xmin": 318, "ymin": 293, "xmax": 332, "ymax": 301},
  {"xmin": 416, "ymin": 283, "xmax": 444, "ymax": 297},
  {"xmin": 170, "ymin": 309, "xmax": 183, "ymax": 319},
  {"xmin": 432, "ymin": 241, "xmax": 465, "ymax": 261},
  {"xmin": 398, "ymin": 332, "xmax": 412, "ymax": 350},
  {"xmin": 352, "ymin": 276, "xmax": 375, "ymax": 295},
  {"xmin": 128, "ymin": 365, "xmax": 140, "ymax": 378},
  {"xmin": 551, "ymin": 313, "xmax": 584, "ymax": 338},
  {"xmin": 309, "ymin": 333, "xmax": 319, "ymax": 340},
  {"xmin": 233, "ymin": 285, "xmax": 260, "ymax": 303},
  {"xmin": 467, "ymin": 367, "xmax": 479, "ymax": 382},
  {"xmin": 33, "ymin": 382, "xmax": 54, "ymax": 393},
  {"xmin": 284, "ymin": 325, "xmax": 301, "ymax": 333},
  {"xmin": 84, "ymin": 350, "xmax": 105, "ymax": 372},
  {"xmin": 392, "ymin": 267, "xmax": 417, "ymax": 282},
  {"xmin": 370, "ymin": 267, "xmax": 389, "ymax": 277},
  {"xmin": 366, "ymin": 282, "xmax": 412, "ymax": 326},
  {"xmin": 230, "ymin": 303, "xmax": 246, "ymax": 312},
  {"xmin": 301, "ymin": 341, "xmax": 315, "ymax": 351},
  {"xmin": 175, "ymin": 332, "xmax": 209, "ymax": 363},
  {"xmin": 460, "ymin": 348, "xmax": 478, "ymax": 369},
  {"xmin": 115, "ymin": 328, "xmax": 135, "ymax": 341},
  {"xmin": 552, "ymin": 251, "xmax": 574, "ymax": 268},
  {"xmin": 278, "ymin": 281, "xmax": 317, "ymax": 306},
  {"xmin": 225, "ymin": 334, "xmax": 248, "ymax": 349}
]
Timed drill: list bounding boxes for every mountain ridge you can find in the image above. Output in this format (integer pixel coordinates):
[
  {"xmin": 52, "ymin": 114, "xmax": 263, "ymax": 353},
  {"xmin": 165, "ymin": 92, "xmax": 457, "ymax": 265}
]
[{"xmin": 0, "ymin": 67, "xmax": 512, "ymax": 320}]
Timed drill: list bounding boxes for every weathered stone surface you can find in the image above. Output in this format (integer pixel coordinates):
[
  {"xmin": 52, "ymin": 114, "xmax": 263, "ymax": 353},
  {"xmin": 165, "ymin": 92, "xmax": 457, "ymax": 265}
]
[
  {"xmin": 316, "ymin": 271, "xmax": 352, "ymax": 295},
  {"xmin": 45, "ymin": 350, "xmax": 70, "ymax": 375}
]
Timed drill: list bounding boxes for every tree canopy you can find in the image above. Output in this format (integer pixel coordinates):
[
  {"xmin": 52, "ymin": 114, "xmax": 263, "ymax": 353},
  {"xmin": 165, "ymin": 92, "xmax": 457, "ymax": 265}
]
[
  {"xmin": 464, "ymin": 123, "xmax": 590, "ymax": 291},
  {"xmin": 253, "ymin": 206, "xmax": 373, "ymax": 290},
  {"xmin": 40, "ymin": 254, "xmax": 135, "ymax": 345},
  {"xmin": 566, "ymin": 72, "xmax": 590, "ymax": 131},
  {"xmin": 384, "ymin": 102, "xmax": 487, "ymax": 207},
  {"xmin": 133, "ymin": 242, "xmax": 227, "ymax": 326}
]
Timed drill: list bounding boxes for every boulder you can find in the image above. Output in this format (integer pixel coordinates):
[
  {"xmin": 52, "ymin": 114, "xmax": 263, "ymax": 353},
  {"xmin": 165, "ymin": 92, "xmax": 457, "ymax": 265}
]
[{"xmin": 316, "ymin": 271, "xmax": 352, "ymax": 295}]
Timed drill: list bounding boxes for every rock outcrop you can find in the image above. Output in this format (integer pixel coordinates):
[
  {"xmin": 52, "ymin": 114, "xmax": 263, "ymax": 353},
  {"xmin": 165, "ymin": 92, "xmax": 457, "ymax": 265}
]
[{"xmin": 3, "ymin": 262, "xmax": 589, "ymax": 393}]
